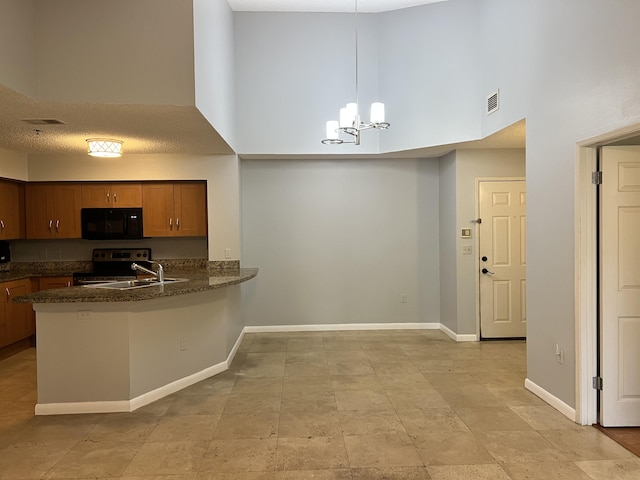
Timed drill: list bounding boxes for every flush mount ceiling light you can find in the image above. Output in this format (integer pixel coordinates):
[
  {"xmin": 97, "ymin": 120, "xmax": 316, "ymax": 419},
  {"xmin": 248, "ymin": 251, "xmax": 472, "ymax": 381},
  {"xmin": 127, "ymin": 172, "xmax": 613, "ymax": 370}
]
[
  {"xmin": 86, "ymin": 138, "xmax": 123, "ymax": 157},
  {"xmin": 322, "ymin": 0, "xmax": 390, "ymax": 145}
]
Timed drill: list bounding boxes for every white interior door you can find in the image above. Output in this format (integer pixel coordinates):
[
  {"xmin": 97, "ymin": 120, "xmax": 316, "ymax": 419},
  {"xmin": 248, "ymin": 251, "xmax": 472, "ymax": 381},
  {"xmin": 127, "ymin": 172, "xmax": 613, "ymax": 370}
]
[
  {"xmin": 479, "ymin": 180, "xmax": 527, "ymax": 338},
  {"xmin": 600, "ymin": 146, "xmax": 640, "ymax": 426}
]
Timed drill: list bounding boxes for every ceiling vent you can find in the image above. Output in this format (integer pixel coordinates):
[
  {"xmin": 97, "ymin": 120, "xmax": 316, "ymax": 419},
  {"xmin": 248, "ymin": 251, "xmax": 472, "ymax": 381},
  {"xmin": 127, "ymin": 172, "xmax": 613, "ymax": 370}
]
[
  {"xmin": 486, "ymin": 90, "xmax": 499, "ymax": 115},
  {"xmin": 21, "ymin": 118, "xmax": 66, "ymax": 125}
]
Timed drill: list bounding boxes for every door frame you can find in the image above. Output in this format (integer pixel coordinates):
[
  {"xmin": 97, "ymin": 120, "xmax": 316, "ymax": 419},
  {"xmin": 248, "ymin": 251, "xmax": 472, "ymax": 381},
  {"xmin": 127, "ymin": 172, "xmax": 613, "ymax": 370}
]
[
  {"xmin": 575, "ymin": 121, "xmax": 640, "ymax": 425},
  {"xmin": 475, "ymin": 177, "xmax": 526, "ymax": 340}
]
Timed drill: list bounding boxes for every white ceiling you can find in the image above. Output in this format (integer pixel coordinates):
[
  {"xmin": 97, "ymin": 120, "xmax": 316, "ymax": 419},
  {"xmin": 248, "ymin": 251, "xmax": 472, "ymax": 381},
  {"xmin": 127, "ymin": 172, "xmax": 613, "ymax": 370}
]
[{"xmin": 226, "ymin": 0, "xmax": 447, "ymax": 13}]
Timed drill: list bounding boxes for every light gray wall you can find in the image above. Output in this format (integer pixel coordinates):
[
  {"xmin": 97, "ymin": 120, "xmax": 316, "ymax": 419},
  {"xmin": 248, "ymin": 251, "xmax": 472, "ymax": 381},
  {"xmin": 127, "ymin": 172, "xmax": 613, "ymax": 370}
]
[
  {"xmin": 477, "ymin": 0, "xmax": 640, "ymax": 407},
  {"xmin": 234, "ymin": 12, "xmax": 382, "ymax": 155},
  {"xmin": 438, "ymin": 152, "xmax": 457, "ymax": 332},
  {"xmin": 417, "ymin": 159, "xmax": 441, "ymax": 324},
  {"xmin": 35, "ymin": 0, "xmax": 195, "ymax": 105},
  {"xmin": 234, "ymin": 3, "xmax": 484, "ymax": 156},
  {"xmin": 378, "ymin": 1, "xmax": 482, "ymax": 152},
  {"xmin": 240, "ymin": 157, "xmax": 439, "ymax": 327},
  {"xmin": 193, "ymin": 0, "xmax": 236, "ymax": 148},
  {"xmin": 0, "ymin": 0, "xmax": 37, "ymax": 98}
]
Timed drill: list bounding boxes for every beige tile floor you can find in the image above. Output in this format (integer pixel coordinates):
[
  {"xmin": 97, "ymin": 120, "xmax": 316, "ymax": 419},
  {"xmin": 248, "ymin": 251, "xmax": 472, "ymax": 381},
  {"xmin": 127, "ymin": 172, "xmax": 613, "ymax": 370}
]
[{"xmin": 0, "ymin": 330, "xmax": 639, "ymax": 479}]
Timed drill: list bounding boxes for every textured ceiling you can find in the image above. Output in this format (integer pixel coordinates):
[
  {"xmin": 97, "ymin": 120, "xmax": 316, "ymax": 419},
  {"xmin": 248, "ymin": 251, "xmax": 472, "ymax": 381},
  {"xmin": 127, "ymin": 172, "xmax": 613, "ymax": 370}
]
[
  {"xmin": 0, "ymin": 85, "xmax": 233, "ymax": 156},
  {"xmin": 226, "ymin": 0, "xmax": 447, "ymax": 13}
]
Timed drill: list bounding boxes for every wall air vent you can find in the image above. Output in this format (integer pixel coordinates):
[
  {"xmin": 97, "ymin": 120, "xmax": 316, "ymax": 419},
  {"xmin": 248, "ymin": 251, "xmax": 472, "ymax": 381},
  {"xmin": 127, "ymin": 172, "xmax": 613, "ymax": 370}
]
[
  {"xmin": 486, "ymin": 90, "xmax": 499, "ymax": 115},
  {"xmin": 21, "ymin": 118, "xmax": 66, "ymax": 125}
]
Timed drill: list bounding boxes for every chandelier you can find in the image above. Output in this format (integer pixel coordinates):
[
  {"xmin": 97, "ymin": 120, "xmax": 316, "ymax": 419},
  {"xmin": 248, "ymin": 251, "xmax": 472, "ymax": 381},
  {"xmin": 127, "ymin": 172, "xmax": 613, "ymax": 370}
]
[{"xmin": 322, "ymin": 0, "xmax": 390, "ymax": 145}]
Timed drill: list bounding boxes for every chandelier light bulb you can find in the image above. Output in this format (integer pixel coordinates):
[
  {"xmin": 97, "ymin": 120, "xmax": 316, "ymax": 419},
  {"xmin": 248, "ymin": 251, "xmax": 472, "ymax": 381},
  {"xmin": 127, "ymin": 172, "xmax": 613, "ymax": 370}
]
[
  {"xmin": 326, "ymin": 121, "xmax": 339, "ymax": 140},
  {"xmin": 339, "ymin": 108, "xmax": 351, "ymax": 128},
  {"xmin": 370, "ymin": 102, "xmax": 385, "ymax": 124},
  {"xmin": 346, "ymin": 103, "xmax": 358, "ymax": 125}
]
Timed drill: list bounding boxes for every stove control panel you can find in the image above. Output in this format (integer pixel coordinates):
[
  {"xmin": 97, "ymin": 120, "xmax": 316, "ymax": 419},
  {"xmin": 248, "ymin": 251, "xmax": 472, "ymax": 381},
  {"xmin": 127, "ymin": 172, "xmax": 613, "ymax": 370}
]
[{"xmin": 92, "ymin": 248, "xmax": 151, "ymax": 262}]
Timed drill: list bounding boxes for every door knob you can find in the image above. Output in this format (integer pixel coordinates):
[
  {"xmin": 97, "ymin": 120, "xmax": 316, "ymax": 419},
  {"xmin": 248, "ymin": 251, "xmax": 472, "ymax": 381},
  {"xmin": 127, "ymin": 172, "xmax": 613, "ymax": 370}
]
[{"xmin": 482, "ymin": 268, "xmax": 495, "ymax": 275}]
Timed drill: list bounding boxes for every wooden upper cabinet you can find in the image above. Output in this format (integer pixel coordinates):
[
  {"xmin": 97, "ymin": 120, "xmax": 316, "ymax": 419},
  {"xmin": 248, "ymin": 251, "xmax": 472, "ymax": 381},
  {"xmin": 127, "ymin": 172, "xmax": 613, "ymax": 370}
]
[
  {"xmin": 81, "ymin": 183, "xmax": 142, "ymax": 208},
  {"xmin": 142, "ymin": 182, "xmax": 207, "ymax": 237},
  {"xmin": 25, "ymin": 183, "xmax": 82, "ymax": 239},
  {"xmin": 0, "ymin": 180, "xmax": 25, "ymax": 240},
  {"xmin": 173, "ymin": 183, "xmax": 207, "ymax": 237}
]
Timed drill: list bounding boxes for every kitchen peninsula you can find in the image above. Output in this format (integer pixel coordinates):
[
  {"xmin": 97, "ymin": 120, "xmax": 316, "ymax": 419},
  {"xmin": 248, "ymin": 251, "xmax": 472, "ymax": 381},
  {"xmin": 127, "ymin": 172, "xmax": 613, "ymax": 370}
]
[{"xmin": 13, "ymin": 266, "xmax": 257, "ymax": 415}]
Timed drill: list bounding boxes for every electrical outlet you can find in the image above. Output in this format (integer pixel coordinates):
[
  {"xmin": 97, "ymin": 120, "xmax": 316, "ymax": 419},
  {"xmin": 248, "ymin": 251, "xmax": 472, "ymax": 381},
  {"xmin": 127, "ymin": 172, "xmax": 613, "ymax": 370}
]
[
  {"xmin": 224, "ymin": 248, "xmax": 232, "ymax": 259},
  {"xmin": 400, "ymin": 294, "xmax": 408, "ymax": 303},
  {"xmin": 462, "ymin": 245, "xmax": 472, "ymax": 255},
  {"xmin": 180, "ymin": 337, "xmax": 188, "ymax": 351},
  {"xmin": 77, "ymin": 310, "xmax": 93, "ymax": 320}
]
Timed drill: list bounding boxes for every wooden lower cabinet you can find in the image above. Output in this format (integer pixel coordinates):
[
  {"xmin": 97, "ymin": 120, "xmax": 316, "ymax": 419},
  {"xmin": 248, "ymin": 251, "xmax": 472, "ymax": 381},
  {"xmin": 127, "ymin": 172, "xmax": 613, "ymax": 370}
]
[
  {"xmin": 0, "ymin": 279, "xmax": 34, "ymax": 348},
  {"xmin": 39, "ymin": 276, "xmax": 73, "ymax": 291}
]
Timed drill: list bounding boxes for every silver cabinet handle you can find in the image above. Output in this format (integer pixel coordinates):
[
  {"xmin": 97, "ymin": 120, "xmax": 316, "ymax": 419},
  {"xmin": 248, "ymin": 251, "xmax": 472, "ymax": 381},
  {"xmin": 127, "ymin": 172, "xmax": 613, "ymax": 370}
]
[
  {"xmin": 48, "ymin": 219, "xmax": 53, "ymax": 232},
  {"xmin": 106, "ymin": 191, "xmax": 110, "ymax": 202},
  {"xmin": 66, "ymin": 281, "xmax": 71, "ymax": 287},
  {"xmin": 0, "ymin": 220, "xmax": 4, "ymax": 230},
  {"xmin": 169, "ymin": 218, "xmax": 173, "ymax": 230},
  {"xmin": 113, "ymin": 192, "xmax": 117, "ymax": 203},
  {"xmin": 176, "ymin": 218, "xmax": 180, "ymax": 229},
  {"xmin": 55, "ymin": 219, "xmax": 60, "ymax": 232},
  {"xmin": 5, "ymin": 288, "xmax": 9, "ymax": 299}
]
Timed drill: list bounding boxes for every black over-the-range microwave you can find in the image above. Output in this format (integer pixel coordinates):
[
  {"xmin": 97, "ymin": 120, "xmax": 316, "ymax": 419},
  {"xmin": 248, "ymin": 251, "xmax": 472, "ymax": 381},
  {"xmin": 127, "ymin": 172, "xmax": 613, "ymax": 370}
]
[{"xmin": 81, "ymin": 208, "xmax": 144, "ymax": 240}]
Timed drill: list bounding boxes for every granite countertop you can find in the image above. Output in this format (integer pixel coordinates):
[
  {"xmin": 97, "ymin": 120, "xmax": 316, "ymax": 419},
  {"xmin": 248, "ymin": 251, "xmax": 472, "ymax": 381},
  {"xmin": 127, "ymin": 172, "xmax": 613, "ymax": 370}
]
[
  {"xmin": 12, "ymin": 268, "xmax": 258, "ymax": 304},
  {"xmin": 0, "ymin": 261, "xmax": 92, "ymax": 283}
]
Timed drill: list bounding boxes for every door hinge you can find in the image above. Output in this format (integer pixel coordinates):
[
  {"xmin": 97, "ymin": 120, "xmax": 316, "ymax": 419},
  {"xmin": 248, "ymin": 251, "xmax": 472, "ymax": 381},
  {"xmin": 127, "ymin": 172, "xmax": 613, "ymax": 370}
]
[
  {"xmin": 593, "ymin": 376, "xmax": 603, "ymax": 390},
  {"xmin": 592, "ymin": 171, "xmax": 602, "ymax": 185}
]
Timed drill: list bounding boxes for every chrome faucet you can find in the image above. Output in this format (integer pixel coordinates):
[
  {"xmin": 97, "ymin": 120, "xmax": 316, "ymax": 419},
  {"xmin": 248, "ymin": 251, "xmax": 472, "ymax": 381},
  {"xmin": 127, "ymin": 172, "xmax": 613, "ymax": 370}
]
[{"xmin": 131, "ymin": 261, "xmax": 164, "ymax": 283}]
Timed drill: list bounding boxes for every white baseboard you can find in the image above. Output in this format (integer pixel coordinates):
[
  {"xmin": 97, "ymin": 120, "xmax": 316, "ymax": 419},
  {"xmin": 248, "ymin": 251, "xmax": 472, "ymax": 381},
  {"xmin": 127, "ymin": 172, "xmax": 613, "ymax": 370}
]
[
  {"xmin": 243, "ymin": 322, "xmax": 440, "ymax": 333},
  {"xmin": 35, "ymin": 344, "xmax": 242, "ymax": 416},
  {"xmin": 439, "ymin": 323, "xmax": 478, "ymax": 342},
  {"xmin": 525, "ymin": 378, "xmax": 577, "ymax": 422},
  {"xmin": 226, "ymin": 328, "xmax": 246, "ymax": 366},
  {"xmin": 35, "ymin": 401, "xmax": 131, "ymax": 416}
]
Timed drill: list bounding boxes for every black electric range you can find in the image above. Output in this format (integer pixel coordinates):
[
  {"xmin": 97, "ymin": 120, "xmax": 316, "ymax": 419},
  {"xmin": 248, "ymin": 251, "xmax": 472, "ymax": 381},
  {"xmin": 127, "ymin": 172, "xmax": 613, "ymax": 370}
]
[{"xmin": 72, "ymin": 248, "xmax": 152, "ymax": 285}]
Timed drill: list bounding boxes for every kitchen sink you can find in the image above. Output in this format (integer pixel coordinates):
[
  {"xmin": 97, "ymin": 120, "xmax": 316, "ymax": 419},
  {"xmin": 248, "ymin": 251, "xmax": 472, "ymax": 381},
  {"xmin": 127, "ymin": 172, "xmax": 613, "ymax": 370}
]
[{"xmin": 84, "ymin": 278, "xmax": 189, "ymax": 290}]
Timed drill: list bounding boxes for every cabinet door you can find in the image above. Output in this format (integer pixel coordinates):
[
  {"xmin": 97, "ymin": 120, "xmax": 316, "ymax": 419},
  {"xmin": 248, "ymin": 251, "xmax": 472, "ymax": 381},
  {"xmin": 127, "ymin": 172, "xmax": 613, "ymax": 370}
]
[
  {"xmin": 54, "ymin": 184, "xmax": 82, "ymax": 238},
  {"xmin": 174, "ymin": 183, "xmax": 207, "ymax": 237},
  {"xmin": 0, "ymin": 180, "xmax": 24, "ymax": 240},
  {"xmin": 0, "ymin": 284, "xmax": 6, "ymax": 347},
  {"xmin": 39, "ymin": 276, "xmax": 73, "ymax": 290},
  {"xmin": 25, "ymin": 184, "xmax": 56, "ymax": 238},
  {"xmin": 142, "ymin": 183, "xmax": 174, "ymax": 237},
  {"xmin": 4, "ymin": 280, "xmax": 30, "ymax": 345},
  {"xmin": 81, "ymin": 183, "xmax": 111, "ymax": 207},
  {"xmin": 111, "ymin": 183, "xmax": 142, "ymax": 207}
]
